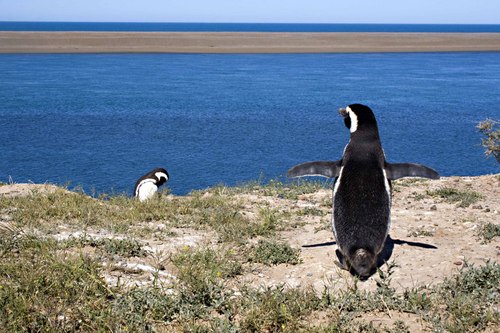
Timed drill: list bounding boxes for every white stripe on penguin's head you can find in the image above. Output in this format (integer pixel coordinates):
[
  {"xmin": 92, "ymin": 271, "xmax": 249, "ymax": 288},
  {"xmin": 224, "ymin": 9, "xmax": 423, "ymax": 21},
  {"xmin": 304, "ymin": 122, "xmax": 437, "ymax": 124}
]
[
  {"xmin": 346, "ymin": 106, "xmax": 358, "ymax": 133},
  {"xmin": 155, "ymin": 172, "xmax": 168, "ymax": 181}
]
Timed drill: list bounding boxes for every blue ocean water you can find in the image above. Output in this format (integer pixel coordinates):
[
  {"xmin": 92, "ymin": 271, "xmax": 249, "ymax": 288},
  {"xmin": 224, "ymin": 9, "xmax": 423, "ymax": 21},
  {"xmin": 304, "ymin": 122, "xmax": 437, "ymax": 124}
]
[
  {"xmin": 0, "ymin": 53, "xmax": 499, "ymax": 195},
  {"xmin": 1, "ymin": 22, "xmax": 500, "ymax": 32}
]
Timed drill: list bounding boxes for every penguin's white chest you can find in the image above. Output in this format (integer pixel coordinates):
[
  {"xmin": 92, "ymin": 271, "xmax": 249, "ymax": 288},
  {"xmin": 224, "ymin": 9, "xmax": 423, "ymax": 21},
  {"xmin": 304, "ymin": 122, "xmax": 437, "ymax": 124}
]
[{"xmin": 136, "ymin": 181, "xmax": 159, "ymax": 202}]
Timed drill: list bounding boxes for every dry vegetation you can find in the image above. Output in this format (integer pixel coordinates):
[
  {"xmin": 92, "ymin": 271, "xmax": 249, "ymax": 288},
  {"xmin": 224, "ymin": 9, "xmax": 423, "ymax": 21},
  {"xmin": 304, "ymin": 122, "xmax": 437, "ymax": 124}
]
[{"xmin": 0, "ymin": 175, "xmax": 498, "ymax": 332}]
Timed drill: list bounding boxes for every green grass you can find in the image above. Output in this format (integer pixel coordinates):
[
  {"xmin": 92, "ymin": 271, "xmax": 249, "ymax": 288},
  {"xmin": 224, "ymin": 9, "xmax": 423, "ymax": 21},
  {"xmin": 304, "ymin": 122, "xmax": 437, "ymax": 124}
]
[
  {"xmin": 256, "ymin": 178, "xmax": 332, "ymax": 200},
  {"xmin": 205, "ymin": 178, "xmax": 332, "ymax": 200},
  {"xmin": 407, "ymin": 227, "xmax": 435, "ymax": 238},
  {"xmin": 239, "ymin": 286, "xmax": 322, "ymax": 332},
  {"xmin": 1, "ymin": 227, "xmax": 498, "ymax": 332},
  {"xmin": 476, "ymin": 222, "xmax": 500, "ymax": 244},
  {"xmin": 170, "ymin": 246, "xmax": 242, "ymax": 312},
  {"xmin": 249, "ymin": 239, "xmax": 302, "ymax": 266},
  {"xmin": 0, "ymin": 188, "xmax": 177, "ymax": 233},
  {"xmin": 296, "ymin": 206, "xmax": 327, "ymax": 217},
  {"xmin": 409, "ymin": 191, "xmax": 427, "ymax": 201},
  {"xmin": 0, "ymin": 187, "xmax": 280, "ymax": 245},
  {"xmin": 60, "ymin": 235, "xmax": 148, "ymax": 258},
  {"xmin": 394, "ymin": 178, "xmax": 430, "ymax": 187},
  {"xmin": 1, "ymin": 183, "xmax": 499, "ymax": 332},
  {"xmin": 429, "ymin": 261, "xmax": 500, "ymax": 332},
  {"xmin": 0, "ymin": 234, "xmax": 117, "ymax": 332},
  {"xmin": 172, "ymin": 246, "xmax": 243, "ymax": 281},
  {"xmin": 426, "ymin": 187, "xmax": 483, "ymax": 208}
]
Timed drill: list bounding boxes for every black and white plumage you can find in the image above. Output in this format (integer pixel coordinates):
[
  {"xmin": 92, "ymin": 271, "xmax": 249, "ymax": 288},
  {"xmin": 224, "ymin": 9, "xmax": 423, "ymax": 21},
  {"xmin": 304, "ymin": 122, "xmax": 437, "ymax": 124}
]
[
  {"xmin": 288, "ymin": 104, "xmax": 439, "ymax": 278},
  {"xmin": 134, "ymin": 168, "xmax": 169, "ymax": 202}
]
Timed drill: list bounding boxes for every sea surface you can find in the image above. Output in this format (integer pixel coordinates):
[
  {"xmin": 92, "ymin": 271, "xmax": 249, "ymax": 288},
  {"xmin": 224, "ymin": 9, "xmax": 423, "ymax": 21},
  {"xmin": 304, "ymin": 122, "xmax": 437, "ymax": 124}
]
[
  {"xmin": 1, "ymin": 22, "xmax": 500, "ymax": 32},
  {"xmin": 1, "ymin": 53, "xmax": 499, "ymax": 195}
]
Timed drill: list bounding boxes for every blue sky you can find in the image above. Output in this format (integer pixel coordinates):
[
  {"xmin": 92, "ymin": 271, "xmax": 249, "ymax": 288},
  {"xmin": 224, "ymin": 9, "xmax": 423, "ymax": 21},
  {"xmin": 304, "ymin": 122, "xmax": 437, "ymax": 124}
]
[{"xmin": 1, "ymin": 0, "xmax": 499, "ymax": 24}]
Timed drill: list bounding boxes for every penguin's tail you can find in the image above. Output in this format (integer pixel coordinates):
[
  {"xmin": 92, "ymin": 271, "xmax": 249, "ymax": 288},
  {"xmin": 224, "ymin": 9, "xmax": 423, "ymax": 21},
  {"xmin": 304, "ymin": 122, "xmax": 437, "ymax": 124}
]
[{"xmin": 350, "ymin": 248, "xmax": 376, "ymax": 277}]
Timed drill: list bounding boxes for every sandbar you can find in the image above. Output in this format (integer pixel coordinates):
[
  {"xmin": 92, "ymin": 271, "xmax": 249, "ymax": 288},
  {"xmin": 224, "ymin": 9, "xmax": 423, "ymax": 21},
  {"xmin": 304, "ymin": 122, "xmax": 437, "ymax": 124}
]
[{"xmin": 1, "ymin": 32, "xmax": 500, "ymax": 53}]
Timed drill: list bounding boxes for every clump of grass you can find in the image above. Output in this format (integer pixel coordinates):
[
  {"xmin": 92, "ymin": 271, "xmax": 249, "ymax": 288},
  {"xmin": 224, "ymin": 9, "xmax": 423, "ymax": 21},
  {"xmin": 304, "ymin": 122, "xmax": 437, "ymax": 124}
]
[
  {"xmin": 429, "ymin": 261, "xmax": 500, "ymax": 332},
  {"xmin": 407, "ymin": 227, "xmax": 435, "ymax": 237},
  {"xmin": 170, "ymin": 246, "xmax": 242, "ymax": 311},
  {"xmin": 395, "ymin": 178, "xmax": 430, "ymax": 187},
  {"xmin": 181, "ymin": 191, "xmax": 280, "ymax": 244},
  {"xmin": 259, "ymin": 178, "xmax": 332, "ymax": 200},
  {"xmin": 426, "ymin": 187, "xmax": 483, "ymax": 208},
  {"xmin": 476, "ymin": 223, "xmax": 500, "ymax": 244},
  {"xmin": 249, "ymin": 239, "xmax": 302, "ymax": 266},
  {"xmin": 409, "ymin": 191, "xmax": 427, "ymax": 201},
  {"xmin": 256, "ymin": 207, "xmax": 282, "ymax": 234},
  {"xmin": 297, "ymin": 207, "xmax": 326, "ymax": 217},
  {"xmin": 375, "ymin": 261, "xmax": 399, "ymax": 297},
  {"xmin": 385, "ymin": 320, "xmax": 412, "ymax": 333},
  {"xmin": 240, "ymin": 286, "xmax": 322, "ymax": 332},
  {"xmin": 61, "ymin": 235, "xmax": 147, "ymax": 258},
  {"xmin": 223, "ymin": 177, "xmax": 331, "ymax": 200},
  {"xmin": 0, "ymin": 233, "xmax": 119, "ymax": 332},
  {"xmin": 200, "ymin": 177, "xmax": 331, "ymax": 200},
  {"xmin": 111, "ymin": 286, "xmax": 179, "ymax": 328},
  {"xmin": 172, "ymin": 246, "xmax": 242, "ymax": 281}
]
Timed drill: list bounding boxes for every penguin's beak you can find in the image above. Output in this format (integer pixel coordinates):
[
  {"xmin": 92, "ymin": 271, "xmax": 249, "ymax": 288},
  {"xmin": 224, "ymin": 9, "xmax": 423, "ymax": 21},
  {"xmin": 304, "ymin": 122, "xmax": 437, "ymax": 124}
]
[{"xmin": 338, "ymin": 107, "xmax": 348, "ymax": 117}]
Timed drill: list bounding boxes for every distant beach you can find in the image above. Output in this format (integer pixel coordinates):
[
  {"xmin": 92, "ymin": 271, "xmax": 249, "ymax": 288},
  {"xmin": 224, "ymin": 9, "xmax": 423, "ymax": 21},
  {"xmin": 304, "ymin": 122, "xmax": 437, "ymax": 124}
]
[{"xmin": 1, "ymin": 32, "xmax": 500, "ymax": 53}]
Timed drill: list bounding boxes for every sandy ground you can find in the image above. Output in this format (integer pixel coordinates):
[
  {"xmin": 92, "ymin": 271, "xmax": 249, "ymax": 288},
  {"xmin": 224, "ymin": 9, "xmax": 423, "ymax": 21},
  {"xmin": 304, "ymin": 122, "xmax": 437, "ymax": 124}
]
[
  {"xmin": 1, "ymin": 32, "xmax": 500, "ymax": 53},
  {"xmin": 1, "ymin": 175, "xmax": 498, "ymax": 294},
  {"xmin": 239, "ymin": 175, "xmax": 499, "ymax": 293}
]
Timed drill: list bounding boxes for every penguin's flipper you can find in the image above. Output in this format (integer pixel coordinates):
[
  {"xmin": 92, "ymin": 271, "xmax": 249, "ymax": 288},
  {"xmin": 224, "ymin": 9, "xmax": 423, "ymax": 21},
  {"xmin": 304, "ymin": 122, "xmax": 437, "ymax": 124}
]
[
  {"xmin": 385, "ymin": 163, "xmax": 440, "ymax": 180},
  {"xmin": 287, "ymin": 161, "xmax": 341, "ymax": 178}
]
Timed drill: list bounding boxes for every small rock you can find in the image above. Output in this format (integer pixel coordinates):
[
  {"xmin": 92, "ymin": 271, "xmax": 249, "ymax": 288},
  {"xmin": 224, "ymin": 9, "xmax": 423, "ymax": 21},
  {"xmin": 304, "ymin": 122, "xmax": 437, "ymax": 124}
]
[
  {"xmin": 484, "ymin": 208, "xmax": 491, "ymax": 212},
  {"xmin": 430, "ymin": 205, "xmax": 437, "ymax": 211},
  {"xmin": 306, "ymin": 272, "xmax": 313, "ymax": 277},
  {"xmin": 453, "ymin": 261, "xmax": 463, "ymax": 266}
]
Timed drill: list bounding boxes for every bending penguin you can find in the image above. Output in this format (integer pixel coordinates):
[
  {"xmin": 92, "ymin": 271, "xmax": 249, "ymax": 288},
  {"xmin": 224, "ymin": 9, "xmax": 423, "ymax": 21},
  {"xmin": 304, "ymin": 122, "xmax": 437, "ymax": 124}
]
[
  {"xmin": 288, "ymin": 104, "xmax": 439, "ymax": 278},
  {"xmin": 134, "ymin": 168, "xmax": 169, "ymax": 202}
]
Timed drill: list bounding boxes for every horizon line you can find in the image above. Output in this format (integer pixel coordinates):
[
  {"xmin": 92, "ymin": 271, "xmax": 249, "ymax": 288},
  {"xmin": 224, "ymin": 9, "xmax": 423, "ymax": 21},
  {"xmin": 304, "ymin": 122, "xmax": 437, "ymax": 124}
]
[{"xmin": 2, "ymin": 20, "xmax": 500, "ymax": 25}]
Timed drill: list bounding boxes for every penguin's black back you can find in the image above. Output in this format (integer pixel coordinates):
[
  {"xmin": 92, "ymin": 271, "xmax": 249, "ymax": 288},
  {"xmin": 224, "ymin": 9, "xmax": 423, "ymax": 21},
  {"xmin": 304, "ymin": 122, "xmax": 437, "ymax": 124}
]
[
  {"xmin": 287, "ymin": 103, "xmax": 439, "ymax": 277},
  {"xmin": 333, "ymin": 123, "xmax": 391, "ymax": 275}
]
